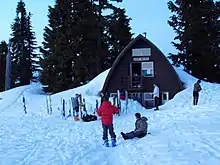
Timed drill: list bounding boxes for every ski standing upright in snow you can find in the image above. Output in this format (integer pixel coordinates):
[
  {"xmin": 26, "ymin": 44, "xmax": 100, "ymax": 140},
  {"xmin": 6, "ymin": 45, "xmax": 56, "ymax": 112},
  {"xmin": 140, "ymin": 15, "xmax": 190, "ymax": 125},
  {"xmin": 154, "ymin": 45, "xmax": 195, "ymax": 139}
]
[
  {"xmin": 62, "ymin": 99, "xmax": 65, "ymax": 118},
  {"xmin": 65, "ymin": 99, "xmax": 72, "ymax": 118},
  {"xmin": 46, "ymin": 94, "xmax": 52, "ymax": 115},
  {"xmin": 94, "ymin": 99, "xmax": 98, "ymax": 115},
  {"xmin": 113, "ymin": 95, "xmax": 116, "ymax": 106},
  {"xmin": 71, "ymin": 97, "xmax": 75, "ymax": 117},
  {"xmin": 79, "ymin": 94, "xmax": 83, "ymax": 120},
  {"xmin": 23, "ymin": 95, "xmax": 27, "ymax": 114},
  {"xmin": 125, "ymin": 91, "xmax": 128, "ymax": 114},
  {"xmin": 49, "ymin": 94, "xmax": 52, "ymax": 114},
  {"xmin": 46, "ymin": 95, "xmax": 49, "ymax": 114},
  {"xmin": 82, "ymin": 98, "xmax": 87, "ymax": 116},
  {"xmin": 117, "ymin": 90, "xmax": 121, "ymax": 115}
]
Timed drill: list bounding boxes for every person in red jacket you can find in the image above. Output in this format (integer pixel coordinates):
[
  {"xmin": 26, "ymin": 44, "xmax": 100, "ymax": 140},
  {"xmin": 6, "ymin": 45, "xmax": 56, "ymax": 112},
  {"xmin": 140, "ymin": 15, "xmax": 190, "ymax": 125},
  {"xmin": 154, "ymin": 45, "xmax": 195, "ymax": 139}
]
[{"xmin": 97, "ymin": 95, "xmax": 119, "ymax": 147}]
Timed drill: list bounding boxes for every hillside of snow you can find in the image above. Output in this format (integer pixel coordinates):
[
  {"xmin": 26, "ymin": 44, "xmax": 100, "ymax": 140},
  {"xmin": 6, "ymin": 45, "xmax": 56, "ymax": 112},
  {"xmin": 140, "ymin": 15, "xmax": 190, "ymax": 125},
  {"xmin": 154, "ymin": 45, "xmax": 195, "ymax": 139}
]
[{"xmin": 1, "ymin": 68, "xmax": 220, "ymax": 165}]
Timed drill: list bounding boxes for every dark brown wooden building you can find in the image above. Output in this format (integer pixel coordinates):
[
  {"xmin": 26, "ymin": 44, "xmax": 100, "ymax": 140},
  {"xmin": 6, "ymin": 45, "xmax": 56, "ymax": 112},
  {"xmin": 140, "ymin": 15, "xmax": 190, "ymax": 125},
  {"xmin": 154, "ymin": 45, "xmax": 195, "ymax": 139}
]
[{"xmin": 102, "ymin": 34, "xmax": 183, "ymax": 107}]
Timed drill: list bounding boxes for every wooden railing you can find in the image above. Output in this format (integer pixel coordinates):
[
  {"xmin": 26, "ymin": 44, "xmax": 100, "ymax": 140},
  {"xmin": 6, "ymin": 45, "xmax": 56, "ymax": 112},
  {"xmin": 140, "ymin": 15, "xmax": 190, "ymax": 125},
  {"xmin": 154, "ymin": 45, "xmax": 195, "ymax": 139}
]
[{"xmin": 128, "ymin": 75, "xmax": 143, "ymax": 89}]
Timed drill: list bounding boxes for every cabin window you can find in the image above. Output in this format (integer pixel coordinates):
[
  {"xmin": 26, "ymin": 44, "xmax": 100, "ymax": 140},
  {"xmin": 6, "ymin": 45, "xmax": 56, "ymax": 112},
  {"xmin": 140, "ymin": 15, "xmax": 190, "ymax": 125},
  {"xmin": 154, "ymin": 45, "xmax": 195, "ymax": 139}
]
[
  {"xmin": 161, "ymin": 92, "xmax": 169, "ymax": 104},
  {"xmin": 163, "ymin": 93, "xmax": 168, "ymax": 100},
  {"xmin": 132, "ymin": 48, "xmax": 151, "ymax": 57},
  {"xmin": 143, "ymin": 92, "xmax": 154, "ymax": 101},
  {"xmin": 142, "ymin": 62, "xmax": 154, "ymax": 77}
]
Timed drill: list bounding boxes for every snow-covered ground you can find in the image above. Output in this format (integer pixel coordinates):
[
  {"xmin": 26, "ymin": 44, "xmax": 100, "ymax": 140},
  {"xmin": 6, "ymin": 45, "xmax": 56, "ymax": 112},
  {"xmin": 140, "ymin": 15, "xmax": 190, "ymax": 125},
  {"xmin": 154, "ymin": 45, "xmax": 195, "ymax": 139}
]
[{"xmin": 0, "ymin": 69, "xmax": 220, "ymax": 165}]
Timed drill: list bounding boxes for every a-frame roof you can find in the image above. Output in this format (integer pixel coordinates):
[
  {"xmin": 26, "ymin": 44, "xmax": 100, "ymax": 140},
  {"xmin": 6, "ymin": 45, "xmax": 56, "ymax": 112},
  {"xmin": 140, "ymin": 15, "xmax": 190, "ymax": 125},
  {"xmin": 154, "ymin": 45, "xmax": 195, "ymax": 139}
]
[{"xmin": 102, "ymin": 34, "xmax": 182, "ymax": 92}]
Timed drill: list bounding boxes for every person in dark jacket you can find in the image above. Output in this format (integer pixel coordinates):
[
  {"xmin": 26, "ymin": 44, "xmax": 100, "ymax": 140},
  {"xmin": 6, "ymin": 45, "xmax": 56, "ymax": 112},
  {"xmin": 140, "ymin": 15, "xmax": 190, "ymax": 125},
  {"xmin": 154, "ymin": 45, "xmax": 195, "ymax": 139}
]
[
  {"xmin": 74, "ymin": 94, "xmax": 80, "ymax": 117},
  {"xmin": 100, "ymin": 92, "xmax": 104, "ymax": 104},
  {"xmin": 120, "ymin": 89, "xmax": 125, "ymax": 100},
  {"xmin": 97, "ymin": 96, "xmax": 119, "ymax": 147},
  {"xmin": 100, "ymin": 91, "xmax": 107, "ymax": 105},
  {"xmin": 193, "ymin": 80, "xmax": 202, "ymax": 105},
  {"xmin": 121, "ymin": 113, "xmax": 148, "ymax": 140}
]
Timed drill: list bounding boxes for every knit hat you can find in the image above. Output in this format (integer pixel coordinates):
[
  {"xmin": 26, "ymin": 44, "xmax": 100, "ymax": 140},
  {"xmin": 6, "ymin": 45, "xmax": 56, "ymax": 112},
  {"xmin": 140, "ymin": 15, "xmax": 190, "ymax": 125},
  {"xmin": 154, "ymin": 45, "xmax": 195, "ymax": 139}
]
[{"xmin": 135, "ymin": 113, "xmax": 141, "ymax": 118}]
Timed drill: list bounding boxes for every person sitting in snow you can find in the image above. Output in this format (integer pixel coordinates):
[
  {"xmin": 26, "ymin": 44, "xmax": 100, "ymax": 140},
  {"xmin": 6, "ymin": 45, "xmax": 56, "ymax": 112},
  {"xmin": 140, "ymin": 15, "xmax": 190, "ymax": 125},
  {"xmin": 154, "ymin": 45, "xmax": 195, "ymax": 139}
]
[
  {"xmin": 193, "ymin": 80, "xmax": 202, "ymax": 105},
  {"xmin": 97, "ymin": 96, "xmax": 119, "ymax": 147},
  {"xmin": 121, "ymin": 113, "xmax": 148, "ymax": 140}
]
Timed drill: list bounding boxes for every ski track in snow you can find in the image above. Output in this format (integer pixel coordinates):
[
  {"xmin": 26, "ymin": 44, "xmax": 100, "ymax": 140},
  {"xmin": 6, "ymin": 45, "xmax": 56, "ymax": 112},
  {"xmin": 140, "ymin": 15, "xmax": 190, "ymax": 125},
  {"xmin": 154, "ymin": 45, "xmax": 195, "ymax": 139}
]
[{"xmin": 0, "ymin": 81, "xmax": 220, "ymax": 165}]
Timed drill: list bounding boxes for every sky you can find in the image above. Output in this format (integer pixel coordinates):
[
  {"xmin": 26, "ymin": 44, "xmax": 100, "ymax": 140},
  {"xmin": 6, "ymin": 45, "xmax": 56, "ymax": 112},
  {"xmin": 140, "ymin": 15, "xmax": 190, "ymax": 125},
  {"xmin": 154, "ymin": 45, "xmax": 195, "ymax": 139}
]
[{"xmin": 0, "ymin": 0, "xmax": 177, "ymax": 56}]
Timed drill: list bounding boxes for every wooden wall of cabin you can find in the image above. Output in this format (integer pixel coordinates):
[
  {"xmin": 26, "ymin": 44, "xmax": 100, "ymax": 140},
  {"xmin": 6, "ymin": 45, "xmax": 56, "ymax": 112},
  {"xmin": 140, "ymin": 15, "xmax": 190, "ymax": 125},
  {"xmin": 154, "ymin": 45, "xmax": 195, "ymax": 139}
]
[
  {"xmin": 105, "ymin": 52, "xmax": 131, "ymax": 94},
  {"xmin": 131, "ymin": 39, "xmax": 182, "ymax": 99}
]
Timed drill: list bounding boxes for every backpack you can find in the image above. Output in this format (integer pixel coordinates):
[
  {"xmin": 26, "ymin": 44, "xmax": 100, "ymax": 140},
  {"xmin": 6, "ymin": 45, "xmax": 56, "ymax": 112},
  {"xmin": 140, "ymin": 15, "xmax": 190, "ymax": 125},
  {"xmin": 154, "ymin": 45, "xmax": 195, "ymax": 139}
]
[{"xmin": 82, "ymin": 114, "xmax": 97, "ymax": 122}]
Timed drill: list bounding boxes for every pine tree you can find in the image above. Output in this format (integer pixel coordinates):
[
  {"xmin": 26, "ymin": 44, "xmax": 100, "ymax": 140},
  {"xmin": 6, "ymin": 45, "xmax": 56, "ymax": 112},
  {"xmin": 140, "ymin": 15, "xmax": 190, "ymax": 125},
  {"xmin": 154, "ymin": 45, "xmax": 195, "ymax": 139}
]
[
  {"xmin": 10, "ymin": 0, "xmax": 38, "ymax": 87},
  {"xmin": 26, "ymin": 12, "xmax": 39, "ymax": 81},
  {"xmin": 0, "ymin": 41, "xmax": 8, "ymax": 91},
  {"xmin": 92, "ymin": 0, "xmax": 132, "ymax": 70},
  {"xmin": 73, "ymin": 1, "xmax": 101, "ymax": 83},
  {"xmin": 107, "ymin": 7, "xmax": 132, "ymax": 68},
  {"xmin": 168, "ymin": 0, "xmax": 220, "ymax": 82},
  {"xmin": 11, "ymin": 14, "xmax": 23, "ymax": 87},
  {"xmin": 40, "ymin": 0, "xmax": 100, "ymax": 92},
  {"xmin": 40, "ymin": 0, "xmax": 73, "ymax": 92}
]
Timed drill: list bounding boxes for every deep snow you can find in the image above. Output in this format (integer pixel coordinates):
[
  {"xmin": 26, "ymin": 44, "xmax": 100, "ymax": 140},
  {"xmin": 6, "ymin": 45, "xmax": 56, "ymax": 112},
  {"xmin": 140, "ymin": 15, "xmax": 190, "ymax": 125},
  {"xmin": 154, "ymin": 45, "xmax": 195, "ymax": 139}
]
[{"xmin": 0, "ymin": 69, "xmax": 220, "ymax": 165}]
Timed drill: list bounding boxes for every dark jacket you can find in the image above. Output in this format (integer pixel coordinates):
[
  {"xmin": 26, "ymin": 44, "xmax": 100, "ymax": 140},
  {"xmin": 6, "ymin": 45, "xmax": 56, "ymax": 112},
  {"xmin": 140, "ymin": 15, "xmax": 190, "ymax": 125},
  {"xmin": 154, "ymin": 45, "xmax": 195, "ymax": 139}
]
[
  {"xmin": 97, "ymin": 101, "xmax": 119, "ymax": 125},
  {"xmin": 193, "ymin": 82, "xmax": 202, "ymax": 92},
  {"xmin": 74, "ymin": 96, "xmax": 79, "ymax": 107},
  {"xmin": 134, "ymin": 117, "xmax": 148, "ymax": 134}
]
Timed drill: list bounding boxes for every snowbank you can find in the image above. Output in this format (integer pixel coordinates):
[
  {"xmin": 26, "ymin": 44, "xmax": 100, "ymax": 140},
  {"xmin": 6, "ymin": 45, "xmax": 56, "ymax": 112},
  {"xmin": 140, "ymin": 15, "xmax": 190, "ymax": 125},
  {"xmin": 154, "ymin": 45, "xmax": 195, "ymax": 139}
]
[
  {"xmin": 1, "ymin": 67, "xmax": 220, "ymax": 165},
  {"xmin": 0, "ymin": 85, "xmax": 29, "ymax": 112}
]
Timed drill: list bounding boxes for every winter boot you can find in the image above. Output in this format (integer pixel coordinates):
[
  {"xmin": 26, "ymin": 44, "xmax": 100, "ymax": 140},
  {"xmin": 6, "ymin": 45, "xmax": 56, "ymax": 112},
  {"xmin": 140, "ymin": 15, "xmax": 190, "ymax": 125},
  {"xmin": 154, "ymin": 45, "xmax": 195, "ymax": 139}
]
[
  {"xmin": 121, "ymin": 132, "xmax": 128, "ymax": 140},
  {"xmin": 154, "ymin": 107, "xmax": 159, "ymax": 111},
  {"xmin": 111, "ymin": 138, "xmax": 116, "ymax": 147},
  {"xmin": 103, "ymin": 139, "xmax": 109, "ymax": 147}
]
